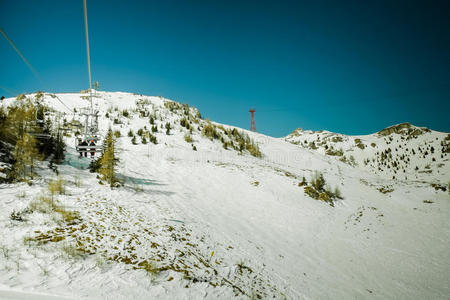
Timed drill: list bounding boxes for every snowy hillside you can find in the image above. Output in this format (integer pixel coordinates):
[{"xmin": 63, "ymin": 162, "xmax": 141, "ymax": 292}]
[
  {"xmin": 285, "ymin": 124, "xmax": 450, "ymax": 184},
  {"xmin": 0, "ymin": 91, "xmax": 449, "ymax": 299}
]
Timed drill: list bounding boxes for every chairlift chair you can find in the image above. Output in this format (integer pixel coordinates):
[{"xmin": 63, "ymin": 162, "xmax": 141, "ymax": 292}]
[
  {"xmin": 75, "ymin": 134, "xmax": 103, "ymax": 158},
  {"xmin": 75, "ymin": 106, "xmax": 103, "ymax": 158}
]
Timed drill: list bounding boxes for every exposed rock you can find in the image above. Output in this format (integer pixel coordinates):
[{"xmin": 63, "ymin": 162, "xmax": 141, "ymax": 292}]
[{"xmin": 377, "ymin": 122, "xmax": 430, "ymax": 137}]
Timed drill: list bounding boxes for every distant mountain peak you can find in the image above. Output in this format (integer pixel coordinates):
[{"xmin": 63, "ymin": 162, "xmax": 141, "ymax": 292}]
[{"xmin": 377, "ymin": 122, "xmax": 430, "ymax": 137}]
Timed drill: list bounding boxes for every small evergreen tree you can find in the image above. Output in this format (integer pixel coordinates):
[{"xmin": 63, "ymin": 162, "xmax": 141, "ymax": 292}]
[
  {"xmin": 51, "ymin": 130, "xmax": 66, "ymax": 164},
  {"xmin": 311, "ymin": 171, "xmax": 325, "ymax": 192},
  {"xmin": 98, "ymin": 130, "xmax": 119, "ymax": 187},
  {"xmin": 149, "ymin": 134, "xmax": 157, "ymax": 144},
  {"xmin": 298, "ymin": 176, "xmax": 307, "ymax": 187}
]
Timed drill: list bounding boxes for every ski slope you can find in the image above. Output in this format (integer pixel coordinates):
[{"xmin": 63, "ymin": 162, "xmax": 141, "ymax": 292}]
[{"xmin": 0, "ymin": 91, "xmax": 449, "ymax": 299}]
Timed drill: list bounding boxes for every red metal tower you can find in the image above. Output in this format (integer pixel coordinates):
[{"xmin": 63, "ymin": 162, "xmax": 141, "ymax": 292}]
[{"xmin": 249, "ymin": 109, "xmax": 256, "ymax": 132}]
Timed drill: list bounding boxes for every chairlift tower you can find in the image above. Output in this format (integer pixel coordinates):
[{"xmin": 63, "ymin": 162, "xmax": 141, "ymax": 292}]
[{"xmin": 249, "ymin": 109, "xmax": 256, "ymax": 132}]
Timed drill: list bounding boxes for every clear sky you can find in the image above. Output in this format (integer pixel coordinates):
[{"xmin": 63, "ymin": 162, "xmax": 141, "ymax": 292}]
[{"xmin": 1, "ymin": 0, "xmax": 449, "ymax": 137}]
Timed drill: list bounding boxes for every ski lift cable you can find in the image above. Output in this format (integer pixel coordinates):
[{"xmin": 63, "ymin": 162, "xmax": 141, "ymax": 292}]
[
  {"xmin": 0, "ymin": 85, "xmax": 19, "ymax": 97},
  {"xmin": 75, "ymin": 0, "xmax": 103, "ymax": 157},
  {"xmin": 0, "ymin": 28, "xmax": 75, "ymax": 112},
  {"xmin": 83, "ymin": 0, "xmax": 92, "ymax": 90},
  {"xmin": 0, "ymin": 13, "xmax": 94, "ymax": 153},
  {"xmin": 0, "ymin": 27, "xmax": 43, "ymax": 85},
  {"xmin": 0, "ymin": 29, "xmax": 73, "ymax": 116},
  {"xmin": 50, "ymin": 93, "xmax": 73, "ymax": 112}
]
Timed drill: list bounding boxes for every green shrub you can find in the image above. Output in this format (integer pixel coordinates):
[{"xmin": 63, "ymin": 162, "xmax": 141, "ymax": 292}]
[
  {"xmin": 165, "ymin": 122, "xmax": 171, "ymax": 135},
  {"xmin": 331, "ymin": 136, "xmax": 343, "ymax": 143},
  {"xmin": 202, "ymin": 121, "xmax": 219, "ymax": 140},
  {"xmin": 309, "ymin": 141, "xmax": 318, "ymax": 150},
  {"xmin": 304, "ymin": 186, "xmax": 319, "ymax": 199},
  {"xmin": 310, "ymin": 171, "xmax": 325, "ymax": 192},
  {"xmin": 180, "ymin": 117, "xmax": 190, "ymax": 129},
  {"xmin": 113, "ymin": 130, "xmax": 121, "ymax": 138},
  {"xmin": 326, "ymin": 148, "xmax": 343, "ymax": 156},
  {"xmin": 184, "ymin": 134, "xmax": 193, "ymax": 143},
  {"xmin": 149, "ymin": 134, "xmax": 157, "ymax": 144},
  {"xmin": 10, "ymin": 209, "xmax": 28, "ymax": 222},
  {"xmin": 164, "ymin": 101, "xmax": 181, "ymax": 112},
  {"xmin": 246, "ymin": 141, "xmax": 261, "ymax": 158},
  {"xmin": 303, "ymin": 172, "xmax": 342, "ymax": 206},
  {"xmin": 89, "ymin": 157, "xmax": 101, "ymax": 173},
  {"xmin": 298, "ymin": 177, "xmax": 307, "ymax": 187},
  {"xmin": 354, "ymin": 138, "xmax": 365, "ymax": 149},
  {"xmin": 318, "ymin": 192, "xmax": 331, "ymax": 203},
  {"xmin": 16, "ymin": 94, "xmax": 26, "ymax": 101}
]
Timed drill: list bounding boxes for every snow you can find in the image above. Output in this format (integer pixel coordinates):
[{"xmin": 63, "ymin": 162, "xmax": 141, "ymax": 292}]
[{"xmin": 0, "ymin": 91, "xmax": 449, "ymax": 299}]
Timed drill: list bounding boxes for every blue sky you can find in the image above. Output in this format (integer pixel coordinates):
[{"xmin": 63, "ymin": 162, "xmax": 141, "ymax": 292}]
[{"xmin": 1, "ymin": 0, "xmax": 449, "ymax": 137}]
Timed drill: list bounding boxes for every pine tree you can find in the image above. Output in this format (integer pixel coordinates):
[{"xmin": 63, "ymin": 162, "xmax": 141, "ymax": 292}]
[
  {"xmin": 165, "ymin": 122, "xmax": 171, "ymax": 135},
  {"xmin": 52, "ymin": 130, "xmax": 66, "ymax": 164},
  {"xmin": 13, "ymin": 133, "xmax": 41, "ymax": 181},
  {"xmin": 0, "ymin": 106, "xmax": 8, "ymax": 142},
  {"xmin": 98, "ymin": 130, "xmax": 119, "ymax": 187}
]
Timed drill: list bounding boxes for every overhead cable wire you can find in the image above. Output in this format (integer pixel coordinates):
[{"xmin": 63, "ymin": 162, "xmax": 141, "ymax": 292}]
[
  {"xmin": 0, "ymin": 27, "xmax": 43, "ymax": 85},
  {"xmin": 49, "ymin": 93, "xmax": 73, "ymax": 112},
  {"xmin": 0, "ymin": 28, "xmax": 74, "ymax": 111},
  {"xmin": 83, "ymin": 0, "xmax": 92, "ymax": 89},
  {"xmin": 0, "ymin": 85, "xmax": 18, "ymax": 96}
]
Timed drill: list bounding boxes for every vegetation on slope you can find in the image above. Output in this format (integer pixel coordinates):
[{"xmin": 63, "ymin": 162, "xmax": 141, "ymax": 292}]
[
  {"xmin": 286, "ymin": 125, "xmax": 449, "ymax": 182},
  {"xmin": 89, "ymin": 129, "xmax": 120, "ymax": 188},
  {"xmin": 301, "ymin": 171, "xmax": 343, "ymax": 207},
  {"xmin": 0, "ymin": 93, "xmax": 66, "ymax": 182}
]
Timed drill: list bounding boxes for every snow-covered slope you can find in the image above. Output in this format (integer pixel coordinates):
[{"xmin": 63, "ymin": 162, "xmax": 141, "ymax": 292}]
[
  {"xmin": 0, "ymin": 92, "xmax": 449, "ymax": 299},
  {"xmin": 285, "ymin": 124, "xmax": 450, "ymax": 184}
]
